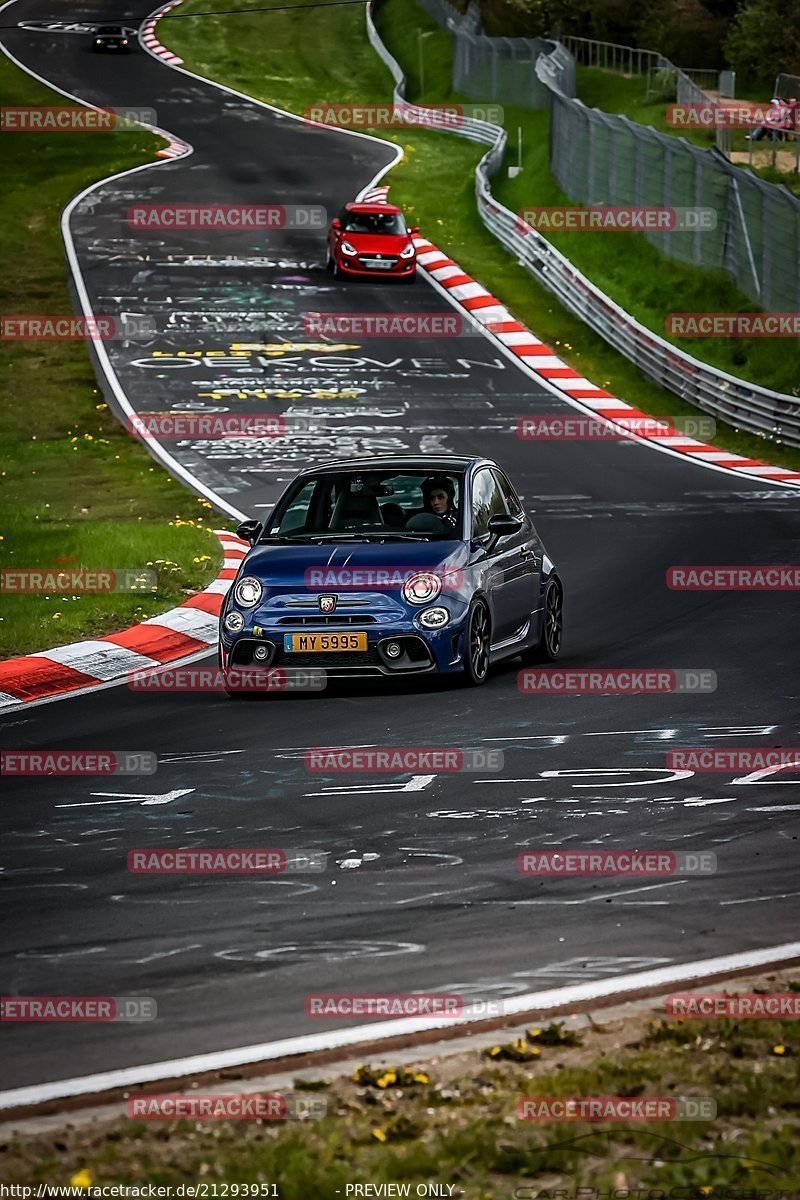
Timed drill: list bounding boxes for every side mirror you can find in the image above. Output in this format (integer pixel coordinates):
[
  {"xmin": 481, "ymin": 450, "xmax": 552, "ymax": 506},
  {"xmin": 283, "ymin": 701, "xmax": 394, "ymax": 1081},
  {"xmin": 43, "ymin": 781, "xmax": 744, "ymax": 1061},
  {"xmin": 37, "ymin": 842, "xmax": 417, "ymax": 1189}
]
[
  {"xmin": 331, "ymin": 218, "xmax": 341, "ymax": 229},
  {"xmin": 409, "ymin": 225, "xmax": 420, "ymax": 234},
  {"xmin": 236, "ymin": 519, "xmax": 262, "ymax": 545},
  {"xmin": 486, "ymin": 512, "xmax": 522, "ymax": 549}
]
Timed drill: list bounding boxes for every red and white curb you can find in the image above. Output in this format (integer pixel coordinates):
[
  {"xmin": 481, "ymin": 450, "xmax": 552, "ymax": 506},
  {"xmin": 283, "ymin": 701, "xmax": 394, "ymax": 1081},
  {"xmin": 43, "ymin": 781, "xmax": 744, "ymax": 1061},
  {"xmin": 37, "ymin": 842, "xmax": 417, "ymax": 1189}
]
[
  {"xmin": 155, "ymin": 132, "xmax": 190, "ymax": 160},
  {"xmin": 0, "ymin": 531, "xmax": 246, "ymax": 711},
  {"xmin": 139, "ymin": 0, "xmax": 191, "ymax": 158},
  {"xmin": 359, "ymin": 185, "xmax": 391, "ymax": 204},
  {"xmin": 413, "ymin": 233, "xmax": 800, "ymax": 485},
  {"xmin": 140, "ymin": 0, "xmax": 184, "ymax": 66}
]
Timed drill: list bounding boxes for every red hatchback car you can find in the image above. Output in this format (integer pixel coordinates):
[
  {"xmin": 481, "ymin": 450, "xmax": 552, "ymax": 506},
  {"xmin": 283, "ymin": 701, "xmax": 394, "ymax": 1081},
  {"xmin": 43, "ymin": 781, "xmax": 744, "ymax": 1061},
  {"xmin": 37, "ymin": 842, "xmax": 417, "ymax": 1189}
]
[{"xmin": 326, "ymin": 202, "xmax": 418, "ymax": 281}]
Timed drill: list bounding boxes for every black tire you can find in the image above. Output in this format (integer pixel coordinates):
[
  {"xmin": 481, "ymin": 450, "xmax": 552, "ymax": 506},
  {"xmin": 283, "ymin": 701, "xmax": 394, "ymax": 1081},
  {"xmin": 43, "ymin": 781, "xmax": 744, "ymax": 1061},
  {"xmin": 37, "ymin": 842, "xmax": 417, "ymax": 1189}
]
[
  {"xmin": 403, "ymin": 270, "xmax": 416, "ymax": 284},
  {"xmin": 520, "ymin": 578, "xmax": 563, "ymax": 664},
  {"xmin": 461, "ymin": 600, "xmax": 491, "ymax": 686}
]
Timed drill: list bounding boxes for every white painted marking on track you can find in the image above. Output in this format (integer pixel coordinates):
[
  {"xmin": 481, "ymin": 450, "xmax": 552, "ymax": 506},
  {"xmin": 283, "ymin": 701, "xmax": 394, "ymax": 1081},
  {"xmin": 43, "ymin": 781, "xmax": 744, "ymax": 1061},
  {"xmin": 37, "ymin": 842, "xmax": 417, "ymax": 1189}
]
[
  {"xmin": 513, "ymin": 880, "xmax": 687, "ymax": 905},
  {"xmin": 720, "ymin": 890, "xmax": 800, "ymax": 906},
  {"xmin": 57, "ymin": 789, "xmax": 194, "ymax": 808},
  {"xmin": 305, "ymin": 774, "xmax": 436, "ymax": 796},
  {"xmin": 133, "ymin": 944, "xmax": 203, "ymax": 964},
  {"xmin": 395, "ymin": 884, "xmax": 483, "ymax": 905},
  {"xmin": 747, "ymin": 804, "xmax": 800, "ymax": 812},
  {"xmin": 683, "ymin": 797, "xmax": 736, "ymax": 807}
]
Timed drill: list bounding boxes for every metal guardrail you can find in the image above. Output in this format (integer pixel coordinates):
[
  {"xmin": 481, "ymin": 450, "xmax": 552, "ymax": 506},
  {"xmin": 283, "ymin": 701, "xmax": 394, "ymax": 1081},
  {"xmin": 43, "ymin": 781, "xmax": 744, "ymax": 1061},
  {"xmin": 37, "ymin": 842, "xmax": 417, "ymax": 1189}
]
[
  {"xmin": 559, "ymin": 33, "xmax": 730, "ymax": 153},
  {"xmin": 366, "ymin": 1, "xmax": 800, "ymax": 448},
  {"xmin": 559, "ymin": 34, "xmax": 719, "ymax": 104}
]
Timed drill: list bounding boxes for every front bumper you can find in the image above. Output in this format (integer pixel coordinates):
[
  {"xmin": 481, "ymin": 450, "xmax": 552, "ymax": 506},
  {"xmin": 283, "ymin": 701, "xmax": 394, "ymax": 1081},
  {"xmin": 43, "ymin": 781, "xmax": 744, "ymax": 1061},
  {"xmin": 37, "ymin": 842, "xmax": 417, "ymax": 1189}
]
[
  {"xmin": 220, "ymin": 593, "xmax": 467, "ymax": 679},
  {"xmin": 337, "ymin": 255, "xmax": 415, "ymax": 279}
]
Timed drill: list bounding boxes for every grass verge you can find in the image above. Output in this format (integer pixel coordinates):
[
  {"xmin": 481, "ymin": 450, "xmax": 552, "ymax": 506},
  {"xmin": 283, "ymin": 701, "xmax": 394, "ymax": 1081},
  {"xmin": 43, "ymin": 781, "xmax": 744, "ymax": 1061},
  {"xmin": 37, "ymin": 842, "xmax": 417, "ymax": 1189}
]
[
  {"xmin": 2, "ymin": 971, "xmax": 798, "ymax": 1192},
  {"xmin": 0, "ymin": 55, "xmax": 225, "ymax": 658},
  {"xmin": 162, "ymin": 0, "xmax": 800, "ymax": 472}
]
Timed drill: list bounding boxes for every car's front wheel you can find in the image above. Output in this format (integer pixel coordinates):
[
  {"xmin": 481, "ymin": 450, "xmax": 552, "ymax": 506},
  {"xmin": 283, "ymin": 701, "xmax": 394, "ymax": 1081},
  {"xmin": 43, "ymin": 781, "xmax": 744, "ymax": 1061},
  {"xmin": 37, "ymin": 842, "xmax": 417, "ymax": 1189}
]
[
  {"xmin": 461, "ymin": 600, "xmax": 491, "ymax": 686},
  {"xmin": 520, "ymin": 577, "xmax": 563, "ymax": 664}
]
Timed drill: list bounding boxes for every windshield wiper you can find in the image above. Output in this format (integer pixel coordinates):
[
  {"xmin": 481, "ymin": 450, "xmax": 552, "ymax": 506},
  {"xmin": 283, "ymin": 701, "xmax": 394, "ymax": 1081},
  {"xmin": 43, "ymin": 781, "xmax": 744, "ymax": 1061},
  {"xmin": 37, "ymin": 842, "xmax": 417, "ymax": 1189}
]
[{"xmin": 304, "ymin": 534, "xmax": 380, "ymax": 543}]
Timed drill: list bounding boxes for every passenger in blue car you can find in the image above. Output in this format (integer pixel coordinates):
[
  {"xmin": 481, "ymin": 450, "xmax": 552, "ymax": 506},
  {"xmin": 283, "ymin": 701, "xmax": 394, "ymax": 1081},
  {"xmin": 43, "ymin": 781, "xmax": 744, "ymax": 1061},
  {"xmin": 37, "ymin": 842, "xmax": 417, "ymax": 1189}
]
[{"xmin": 421, "ymin": 475, "xmax": 458, "ymax": 531}]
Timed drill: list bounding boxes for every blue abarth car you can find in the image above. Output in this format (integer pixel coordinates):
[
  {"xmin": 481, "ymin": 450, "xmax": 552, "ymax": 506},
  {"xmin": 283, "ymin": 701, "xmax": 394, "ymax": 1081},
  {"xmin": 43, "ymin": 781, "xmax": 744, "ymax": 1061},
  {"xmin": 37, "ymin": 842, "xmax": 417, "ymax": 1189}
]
[{"xmin": 219, "ymin": 456, "xmax": 563, "ymax": 691}]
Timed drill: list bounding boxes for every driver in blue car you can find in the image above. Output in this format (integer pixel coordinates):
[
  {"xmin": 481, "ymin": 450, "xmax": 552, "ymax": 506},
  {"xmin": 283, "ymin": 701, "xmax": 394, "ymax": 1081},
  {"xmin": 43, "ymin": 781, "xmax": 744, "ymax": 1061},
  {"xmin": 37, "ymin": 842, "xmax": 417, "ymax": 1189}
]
[{"xmin": 421, "ymin": 474, "xmax": 458, "ymax": 531}]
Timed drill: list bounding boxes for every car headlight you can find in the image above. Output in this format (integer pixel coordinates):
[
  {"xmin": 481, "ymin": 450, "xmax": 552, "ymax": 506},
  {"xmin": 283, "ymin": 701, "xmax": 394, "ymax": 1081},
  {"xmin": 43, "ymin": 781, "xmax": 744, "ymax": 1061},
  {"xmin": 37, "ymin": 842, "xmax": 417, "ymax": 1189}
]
[
  {"xmin": 233, "ymin": 576, "xmax": 263, "ymax": 608},
  {"xmin": 224, "ymin": 611, "xmax": 245, "ymax": 633},
  {"xmin": 400, "ymin": 243, "xmax": 416, "ymax": 259},
  {"xmin": 340, "ymin": 240, "xmax": 358, "ymax": 257},
  {"xmin": 402, "ymin": 572, "xmax": 442, "ymax": 605},
  {"xmin": 418, "ymin": 606, "xmax": 449, "ymax": 629}
]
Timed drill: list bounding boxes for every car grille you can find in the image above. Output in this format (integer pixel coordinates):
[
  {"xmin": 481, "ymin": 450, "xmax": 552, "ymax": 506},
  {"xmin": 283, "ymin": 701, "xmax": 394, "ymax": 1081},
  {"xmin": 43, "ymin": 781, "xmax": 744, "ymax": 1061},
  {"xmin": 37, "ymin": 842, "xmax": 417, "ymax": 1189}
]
[
  {"xmin": 273, "ymin": 647, "xmax": 382, "ymax": 668},
  {"xmin": 276, "ymin": 615, "xmax": 377, "ymax": 626}
]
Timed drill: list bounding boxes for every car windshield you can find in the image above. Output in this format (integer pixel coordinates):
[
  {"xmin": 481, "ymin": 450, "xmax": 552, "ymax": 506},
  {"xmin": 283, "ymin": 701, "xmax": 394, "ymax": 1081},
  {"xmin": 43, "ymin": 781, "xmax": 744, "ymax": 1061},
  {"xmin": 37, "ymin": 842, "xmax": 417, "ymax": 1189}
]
[
  {"xmin": 342, "ymin": 212, "xmax": 407, "ymax": 236},
  {"xmin": 262, "ymin": 470, "xmax": 463, "ymax": 540},
  {"xmin": 97, "ymin": 26, "xmax": 123, "ymax": 33}
]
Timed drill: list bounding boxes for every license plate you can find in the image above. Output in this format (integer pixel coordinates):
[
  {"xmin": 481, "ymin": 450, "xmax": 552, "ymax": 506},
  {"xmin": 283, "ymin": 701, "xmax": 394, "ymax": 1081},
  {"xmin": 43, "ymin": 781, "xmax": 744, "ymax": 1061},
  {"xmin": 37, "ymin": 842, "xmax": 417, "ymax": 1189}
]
[
  {"xmin": 283, "ymin": 631, "xmax": 368, "ymax": 653},
  {"xmin": 363, "ymin": 259, "xmax": 394, "ymax": 270}
]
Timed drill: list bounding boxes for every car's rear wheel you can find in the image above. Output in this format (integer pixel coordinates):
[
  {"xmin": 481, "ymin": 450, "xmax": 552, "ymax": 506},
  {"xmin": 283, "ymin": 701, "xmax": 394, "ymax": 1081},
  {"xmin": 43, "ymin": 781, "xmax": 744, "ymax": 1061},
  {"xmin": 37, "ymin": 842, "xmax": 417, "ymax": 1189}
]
[
  {"xmin": 461, "ymin": 601, "xmax": 491, "ymax": 686},
  {"xmin": 520, "ymin": 578, "xmax": 563, "ymax": 664}
]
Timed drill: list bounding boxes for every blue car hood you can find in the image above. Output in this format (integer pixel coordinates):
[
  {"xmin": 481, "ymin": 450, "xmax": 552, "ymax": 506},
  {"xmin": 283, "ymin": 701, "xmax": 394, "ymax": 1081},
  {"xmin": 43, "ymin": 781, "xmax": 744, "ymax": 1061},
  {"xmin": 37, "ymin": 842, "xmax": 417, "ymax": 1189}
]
[{"xmin": 243, "ymin": 539, "xmax": 465, "ymax": 587}]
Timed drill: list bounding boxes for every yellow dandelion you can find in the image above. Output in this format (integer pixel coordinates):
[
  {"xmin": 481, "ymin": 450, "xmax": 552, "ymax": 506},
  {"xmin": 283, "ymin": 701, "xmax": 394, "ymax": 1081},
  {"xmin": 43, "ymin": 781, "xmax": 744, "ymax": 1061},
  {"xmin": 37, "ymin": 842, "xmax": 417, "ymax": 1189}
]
[
  {"xmin": 70, "ymin": 1170, "xmax": 92, "ymax": 1190},
  {"xmin": 372, "ymin": 1128, "xmax": 387, "ymax": 1142}
]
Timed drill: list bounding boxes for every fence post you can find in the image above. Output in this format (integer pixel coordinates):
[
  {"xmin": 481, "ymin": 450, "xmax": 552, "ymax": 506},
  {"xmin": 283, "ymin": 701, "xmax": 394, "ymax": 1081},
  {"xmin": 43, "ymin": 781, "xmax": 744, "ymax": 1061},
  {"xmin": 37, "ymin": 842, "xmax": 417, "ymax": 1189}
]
[{"xmin": 693, "ymin": 151, "xmax": 703, "ymax": 267}]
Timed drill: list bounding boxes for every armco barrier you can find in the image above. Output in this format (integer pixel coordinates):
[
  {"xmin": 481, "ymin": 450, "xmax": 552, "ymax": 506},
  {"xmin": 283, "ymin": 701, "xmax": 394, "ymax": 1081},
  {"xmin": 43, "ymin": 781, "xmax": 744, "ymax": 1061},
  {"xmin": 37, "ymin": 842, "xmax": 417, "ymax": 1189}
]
[{"xmin": 366, "ymin": 1, "xmax": 800, "ymax": 448}]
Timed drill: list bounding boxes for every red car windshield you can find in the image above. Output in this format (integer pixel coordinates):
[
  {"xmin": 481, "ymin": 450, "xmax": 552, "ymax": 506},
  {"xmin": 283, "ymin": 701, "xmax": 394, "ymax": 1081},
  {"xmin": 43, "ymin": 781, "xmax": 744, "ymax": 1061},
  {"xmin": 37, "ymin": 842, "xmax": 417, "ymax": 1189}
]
[{"xmin": 342, "ymin": 212, "xmax": 407, "ymax": 236}]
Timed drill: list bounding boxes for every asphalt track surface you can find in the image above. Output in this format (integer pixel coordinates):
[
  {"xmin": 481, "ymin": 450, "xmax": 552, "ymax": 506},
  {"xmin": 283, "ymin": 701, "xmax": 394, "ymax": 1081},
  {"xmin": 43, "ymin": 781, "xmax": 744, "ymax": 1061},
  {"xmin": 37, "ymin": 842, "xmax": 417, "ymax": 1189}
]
[{"xmin": 1, "ymin": 0, "xmax": 799, "ymax": 1094}]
